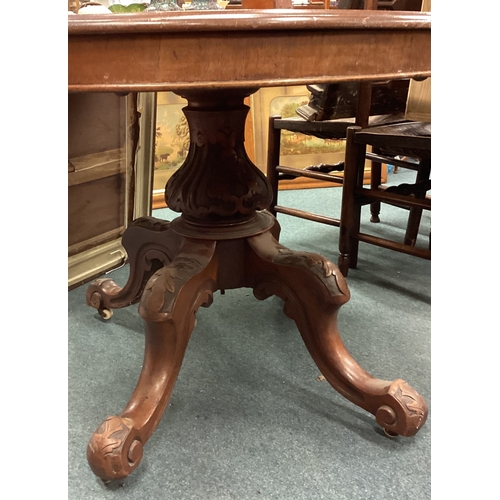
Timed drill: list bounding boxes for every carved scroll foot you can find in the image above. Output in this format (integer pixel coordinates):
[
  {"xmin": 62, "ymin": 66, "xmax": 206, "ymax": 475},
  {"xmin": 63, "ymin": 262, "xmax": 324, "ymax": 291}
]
[
  {"xmin": 87, "ymin": 237, "xmax": 218, "ymax": 481},
  {"xmin": 246, "ymin": 230, "xmax": 427, "ymax": 437},
  {"xmin": 373, "ymin": 379, "xmax": 428, "ymax": 437},
  {"xmin": 87, "ymin": 416, "xmax": 143, "ymax": 483},
  {"xmin": 86, "ymin": 217, "xmax": 183, "ymax": 317}
]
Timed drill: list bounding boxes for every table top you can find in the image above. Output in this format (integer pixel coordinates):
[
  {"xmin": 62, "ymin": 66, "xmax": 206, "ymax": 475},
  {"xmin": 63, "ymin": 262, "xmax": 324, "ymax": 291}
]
[{"xmin": 68, "ymin": 9, "xmax": 431, "ymax": 93}]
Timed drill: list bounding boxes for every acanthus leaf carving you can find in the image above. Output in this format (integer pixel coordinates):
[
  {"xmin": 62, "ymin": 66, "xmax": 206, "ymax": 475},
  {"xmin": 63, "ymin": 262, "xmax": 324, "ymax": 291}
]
[{"xmin": 165, "ymin": 99, "xmax": 271, "ymax": 221}]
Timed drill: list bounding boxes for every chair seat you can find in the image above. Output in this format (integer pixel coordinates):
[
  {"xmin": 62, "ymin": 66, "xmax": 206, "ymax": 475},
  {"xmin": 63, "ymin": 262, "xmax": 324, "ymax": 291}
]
[
  {"xmin": 354, "ymin": 121, "xmax": 431, "ymax": 159},
  {"xmin": 273, "ymin": 113, "xmax": 407, "ymax": 140}
]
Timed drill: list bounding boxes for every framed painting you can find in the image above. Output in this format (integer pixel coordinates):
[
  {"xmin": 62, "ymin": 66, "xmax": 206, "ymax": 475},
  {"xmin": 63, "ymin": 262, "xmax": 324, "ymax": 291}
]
[
  {"xmin": 151, "ymin": 92, "xmax": 189, "ymax": 208},
  {"xmin": 250, "ymin": 85, "xmax": 349, "ymax": 190}
]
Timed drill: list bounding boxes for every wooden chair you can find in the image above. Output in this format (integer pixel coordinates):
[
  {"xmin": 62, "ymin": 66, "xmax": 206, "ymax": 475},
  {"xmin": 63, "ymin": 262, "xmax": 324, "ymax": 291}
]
[
  {"xmin": 338, "ymin": 121, "xmax": 430, "ymax": 275},
  {"xmin": 266, "ymin": 79, "xmax": 410, "ymax": 224},
  {"xmin": 266, "ymin": 0, "xmax": 423, "ymax": 208},
  {"xmin": 336, "ymin": 0, "xmax": 431, "ymax": 275},
  {"xmin": 266, "ymin": 0, "xmax": 425, "ymax": 251}
]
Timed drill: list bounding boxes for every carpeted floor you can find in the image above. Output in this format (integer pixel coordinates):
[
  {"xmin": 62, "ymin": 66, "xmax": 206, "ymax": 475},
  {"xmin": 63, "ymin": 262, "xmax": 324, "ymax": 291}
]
[{"xmin": 68, "ymin": 169, "xmax": 431, "ymax": 499}]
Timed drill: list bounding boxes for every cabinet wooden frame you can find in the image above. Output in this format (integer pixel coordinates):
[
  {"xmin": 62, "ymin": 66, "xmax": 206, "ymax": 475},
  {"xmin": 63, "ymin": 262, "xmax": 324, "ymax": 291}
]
[{"xmin": 68, "ymin": 92, "xmax": 156, "ymax": 289}]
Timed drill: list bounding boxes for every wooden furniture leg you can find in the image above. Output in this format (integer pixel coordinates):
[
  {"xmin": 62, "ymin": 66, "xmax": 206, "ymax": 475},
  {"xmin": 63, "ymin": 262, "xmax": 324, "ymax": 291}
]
[
  {"xmin": 338, "ymin": 126, "xmax": 364, "ymax": 275},
  {"xmin": 246, "ymin": 230, "xmax": 427, "ymax": 437},
  {"xmin": 369, "ymin": 147, "xmax": 382, "ymax": 223},
  {"xmin": 404, "ymin": 157, "xmax": 431, "ymax": 246},
  {"xmin": 266, "ymin": 115, "xmax": 282, "ymax": 219},
  {"xmin": 86, "ymin": 237, "xmax": 218, "ymax": 482}
]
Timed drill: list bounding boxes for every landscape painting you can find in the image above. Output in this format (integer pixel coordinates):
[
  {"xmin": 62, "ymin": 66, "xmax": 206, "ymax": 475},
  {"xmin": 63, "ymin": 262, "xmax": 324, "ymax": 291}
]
[
  {"xmin": 269, "ymin": 94, "xmax": 346, "ymax": 158},
  {"xmin": 153, "ymin": 92, "xmax": 189, "ymax": 193}
]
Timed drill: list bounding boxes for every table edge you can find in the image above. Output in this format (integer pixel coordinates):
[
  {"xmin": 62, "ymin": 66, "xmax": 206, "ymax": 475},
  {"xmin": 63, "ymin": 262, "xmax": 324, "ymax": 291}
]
[{"xmin": 68, "ymin": 9, "xmax": 431, "ymax": 35}]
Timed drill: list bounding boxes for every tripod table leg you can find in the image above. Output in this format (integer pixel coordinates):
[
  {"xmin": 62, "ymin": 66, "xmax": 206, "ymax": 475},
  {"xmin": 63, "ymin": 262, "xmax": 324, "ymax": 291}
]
[
  {"xmin": 246, "ymin": 230, "xmax": 427, "ymax": 437},
  {"xmin": 86, "ymin": 217, "xmax": 183, "ymax": 317},
  {"xmin": 87, "ymin": 238, "xmax": 218, "ymax": 481}
]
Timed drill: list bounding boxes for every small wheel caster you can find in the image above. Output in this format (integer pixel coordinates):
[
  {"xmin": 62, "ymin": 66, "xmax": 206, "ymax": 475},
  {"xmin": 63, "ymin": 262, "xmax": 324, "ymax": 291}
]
[
  {"xmin": 100, "ymin": 478, "xmax": 125, "ymax": 489},
  {"xmin": 383, "ymin": 428, "xmax": 398, "ymax": 438},
  {"xmin": 98, "ymin": 308, "xmax": 113, "ymax": 320}
]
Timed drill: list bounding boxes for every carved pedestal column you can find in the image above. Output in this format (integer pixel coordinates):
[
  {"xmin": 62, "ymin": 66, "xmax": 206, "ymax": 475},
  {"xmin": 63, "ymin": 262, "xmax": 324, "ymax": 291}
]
[{"xmin": 165, "ymin": 88, "xmax": 274, "ymax": 239}]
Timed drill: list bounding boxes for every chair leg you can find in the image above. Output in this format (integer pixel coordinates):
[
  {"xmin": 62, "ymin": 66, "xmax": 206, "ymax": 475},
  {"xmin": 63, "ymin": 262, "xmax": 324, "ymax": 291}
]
[
  {"xmin": 266, "ymin": 115, "xmax": 282, "ymax": 218},
  {"xmin": 405, "ymin": 208, "xmax": 423, "ymax": 246},
  {"xmin": 339, "ymin": 126, "xmax": 364, "ymax": 276},
  {"xmin": 369, "ymin": 147, "xmax": 382, "ymax": 223},
  {"xmin": 404, "ymin": 158, "xmax": 431, "ymax": 246}
]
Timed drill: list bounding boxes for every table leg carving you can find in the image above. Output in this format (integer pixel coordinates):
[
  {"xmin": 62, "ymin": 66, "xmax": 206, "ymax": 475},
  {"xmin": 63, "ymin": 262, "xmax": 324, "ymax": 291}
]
[
  {"xmin": 86, "ymin": 217, "xmax": 183, "ymax": 316},
  {"xmin": 247, "ymin": 230, "xmax": 427, "ymax": 437},
  {"xmin": 87, "ymin": 238, "xmax": 218, "ymax": 482}
]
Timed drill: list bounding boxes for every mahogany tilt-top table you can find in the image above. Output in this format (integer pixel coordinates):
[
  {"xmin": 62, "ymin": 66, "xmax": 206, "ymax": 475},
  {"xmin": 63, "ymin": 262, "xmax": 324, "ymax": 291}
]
[{"xmin": 68, "ymin": 9, "xmax": 431, "ymax": 482}]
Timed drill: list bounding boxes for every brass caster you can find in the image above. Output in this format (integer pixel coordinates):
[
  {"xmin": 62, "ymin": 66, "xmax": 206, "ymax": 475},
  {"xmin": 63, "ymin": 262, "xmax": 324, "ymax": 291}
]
[
  {"xmin": 98, "ymin": 308, "xmax": 113, "ymax": 320},
  {"xmin": 383, "ymin": 428, "xmax": 399, "ymax": 438},
  {"xmin": 101, "ymin": 478, "xmax": 125, "ymax": 489}
]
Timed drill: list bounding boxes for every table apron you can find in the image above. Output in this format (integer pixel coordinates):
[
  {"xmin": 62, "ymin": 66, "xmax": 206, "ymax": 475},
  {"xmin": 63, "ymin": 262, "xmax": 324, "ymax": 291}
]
[{"xmin": 68, "ymin": 28, "xmax": 430, "ymax": 92}]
